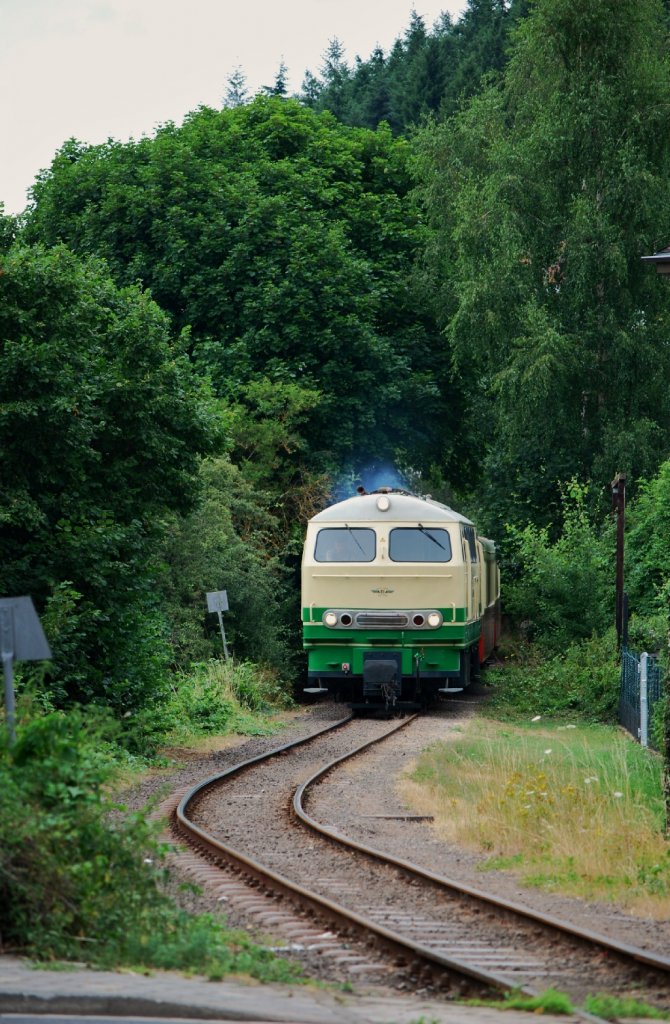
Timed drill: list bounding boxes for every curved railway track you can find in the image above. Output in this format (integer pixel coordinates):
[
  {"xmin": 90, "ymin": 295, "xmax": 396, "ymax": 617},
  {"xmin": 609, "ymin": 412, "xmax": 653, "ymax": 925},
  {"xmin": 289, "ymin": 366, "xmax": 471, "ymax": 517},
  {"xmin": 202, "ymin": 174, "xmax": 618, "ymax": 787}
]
[{"xmin": 172, "ymin": 708, "xmax": 670, "ymax": 1016}]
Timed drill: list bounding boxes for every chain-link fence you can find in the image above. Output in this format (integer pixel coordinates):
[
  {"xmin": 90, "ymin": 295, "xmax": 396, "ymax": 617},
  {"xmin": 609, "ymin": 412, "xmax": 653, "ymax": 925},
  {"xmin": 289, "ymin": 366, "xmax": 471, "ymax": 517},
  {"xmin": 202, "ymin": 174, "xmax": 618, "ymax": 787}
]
[{"xmin": 619, "ymin": 646, "xmax": 664, "ymax": 749}]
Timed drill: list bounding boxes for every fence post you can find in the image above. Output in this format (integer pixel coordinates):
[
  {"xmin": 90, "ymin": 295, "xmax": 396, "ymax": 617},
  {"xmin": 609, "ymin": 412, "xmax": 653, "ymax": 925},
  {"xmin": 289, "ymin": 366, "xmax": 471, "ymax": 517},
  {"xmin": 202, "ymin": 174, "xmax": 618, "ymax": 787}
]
[{"xmin": 640, "ymin": 652, "xmax": 649, "ymax": 748}]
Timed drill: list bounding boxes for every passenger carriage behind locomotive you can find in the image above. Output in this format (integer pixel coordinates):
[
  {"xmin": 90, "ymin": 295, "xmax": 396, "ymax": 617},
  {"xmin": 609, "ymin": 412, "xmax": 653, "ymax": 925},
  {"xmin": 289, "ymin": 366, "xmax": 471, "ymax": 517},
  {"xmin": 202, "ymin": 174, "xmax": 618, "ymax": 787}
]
[{"xmin": 301, "ymin": 488, "xmax": 500, "ymax": 711}]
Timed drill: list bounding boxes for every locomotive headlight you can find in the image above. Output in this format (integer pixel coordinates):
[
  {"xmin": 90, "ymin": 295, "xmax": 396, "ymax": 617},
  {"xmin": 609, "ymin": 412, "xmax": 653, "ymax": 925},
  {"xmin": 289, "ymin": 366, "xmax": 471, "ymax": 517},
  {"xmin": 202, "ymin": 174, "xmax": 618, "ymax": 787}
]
[
  {"xmin": 323, "ymin": 610, "xmax": 338, "ymax": 627},
  {"xmin": 427, "ymin": 611, "xmax": 442, "ymax": 628},
  {"xmin": 376, "ymin": 495, "xmax": 391, "ymax": 511}
]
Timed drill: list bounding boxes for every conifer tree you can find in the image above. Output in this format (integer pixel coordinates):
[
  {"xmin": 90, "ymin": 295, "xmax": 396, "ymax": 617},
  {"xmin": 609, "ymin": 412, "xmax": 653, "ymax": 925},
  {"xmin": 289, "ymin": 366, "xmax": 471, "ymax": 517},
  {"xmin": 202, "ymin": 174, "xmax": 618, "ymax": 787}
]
[
  {"xmin": 444, "ymin": 0, "xmax": 510, "ymax": 113},
  {"xmin": 315, "ymin": 39, "xmax": 351, "ymax": 120},
  {"xmin": 223, "ymin": 66, "xmax": 248, "ymax": 107},
  {"xmin": 301, "ymin": 5, "xmax": 527, "ymax": 134},
  {"xmin": 301, "ymin": 70, "xmax": 321, "ymax": 106},
  {"xmin": 265, "ymin": 59, "xmax": 289, "ymax": 97}
]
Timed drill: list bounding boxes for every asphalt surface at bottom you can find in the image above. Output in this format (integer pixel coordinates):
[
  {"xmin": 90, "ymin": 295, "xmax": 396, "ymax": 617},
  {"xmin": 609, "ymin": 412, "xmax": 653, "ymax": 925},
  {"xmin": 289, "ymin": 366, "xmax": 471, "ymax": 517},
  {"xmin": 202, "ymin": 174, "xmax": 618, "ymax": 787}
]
[{"xmin": 0, "ymin": 955, "xmax": 584, "ymax": 1024}]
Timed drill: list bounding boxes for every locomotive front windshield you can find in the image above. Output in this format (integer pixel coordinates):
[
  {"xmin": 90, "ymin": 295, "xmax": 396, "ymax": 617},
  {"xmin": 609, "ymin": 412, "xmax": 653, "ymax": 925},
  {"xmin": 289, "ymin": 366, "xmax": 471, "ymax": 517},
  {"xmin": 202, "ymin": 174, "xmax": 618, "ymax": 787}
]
[
  {"xmin": 389, "ymin": 527, "xmax": 452, "ymax": 562},
  {"xmin": 314, "ymin": 527, "xmax": 376, "ymax": 562}
]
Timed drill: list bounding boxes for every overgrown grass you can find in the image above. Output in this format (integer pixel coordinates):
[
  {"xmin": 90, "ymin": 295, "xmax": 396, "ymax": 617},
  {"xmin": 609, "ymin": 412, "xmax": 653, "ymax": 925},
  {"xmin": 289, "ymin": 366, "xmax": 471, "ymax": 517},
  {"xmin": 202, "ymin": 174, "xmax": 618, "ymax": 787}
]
[
  {"xmin": 463, "ymin": 987, "xmax": 670, "ymax": 1018},
  {"xmin": 151, "ymin": 658, "xmax": 294, "ymax": 748},
  {"xmin": 400, "ymin": 717, "xmax": 670, "ymax": 916},
  {"xmin": 16, "ymin": 657, "xmax": 295, "ymax": 759},
  {"xmin": 584, "ymin": 994, "xmax": 670, "ymax": 1020}
]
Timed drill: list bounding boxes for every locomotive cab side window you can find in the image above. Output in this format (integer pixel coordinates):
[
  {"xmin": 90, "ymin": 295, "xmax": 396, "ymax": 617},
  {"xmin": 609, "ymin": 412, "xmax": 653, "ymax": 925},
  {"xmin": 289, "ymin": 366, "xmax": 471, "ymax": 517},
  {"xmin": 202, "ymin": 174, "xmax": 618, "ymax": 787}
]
[
  {"xmin": 389, "ymin": 527, "xmax": 452, "ymax": 562},
  {"xmin": 463, "ymin": 525, "xmax": 478, "ymax": 562},
  {"xmin": 314, "ymin": 527, "xmax": 376, "ymax": 562}
]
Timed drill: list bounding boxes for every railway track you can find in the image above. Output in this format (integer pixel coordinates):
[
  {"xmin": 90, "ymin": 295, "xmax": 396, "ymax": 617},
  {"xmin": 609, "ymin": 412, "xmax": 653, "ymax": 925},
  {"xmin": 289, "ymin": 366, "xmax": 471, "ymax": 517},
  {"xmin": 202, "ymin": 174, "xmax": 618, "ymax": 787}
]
[{"xmin": 172, "ymin": 707, "xmax": 670, "ymax": 1015}]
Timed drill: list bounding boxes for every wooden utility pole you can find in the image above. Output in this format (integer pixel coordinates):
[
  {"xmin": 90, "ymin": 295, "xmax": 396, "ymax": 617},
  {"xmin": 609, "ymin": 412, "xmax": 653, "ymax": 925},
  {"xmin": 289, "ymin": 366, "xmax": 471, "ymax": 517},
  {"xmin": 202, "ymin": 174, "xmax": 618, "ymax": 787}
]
[{"xmin": 611, "ymin": 473, "xmax": 626, "ymax": 648}]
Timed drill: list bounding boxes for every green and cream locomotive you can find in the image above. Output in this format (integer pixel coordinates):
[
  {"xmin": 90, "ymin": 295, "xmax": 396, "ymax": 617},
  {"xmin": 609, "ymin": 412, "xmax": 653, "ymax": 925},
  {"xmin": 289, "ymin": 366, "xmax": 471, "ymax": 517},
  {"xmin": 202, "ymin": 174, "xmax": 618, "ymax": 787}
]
[{"xmin": 301, "ymin": 488, "xmax": 500, "ymax": 710}]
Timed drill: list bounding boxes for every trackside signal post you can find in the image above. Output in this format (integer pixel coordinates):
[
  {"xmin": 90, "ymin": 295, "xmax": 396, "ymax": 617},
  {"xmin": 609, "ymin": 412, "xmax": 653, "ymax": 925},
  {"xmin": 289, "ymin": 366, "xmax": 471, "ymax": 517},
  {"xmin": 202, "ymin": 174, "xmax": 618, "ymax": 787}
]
[
  {"xmin": 0, "ymin": 596, "xmax": 51, "ymax": 745},
  {"xmin": 206, "ymin": 590, "xmax": 231, "ymax": 661}
]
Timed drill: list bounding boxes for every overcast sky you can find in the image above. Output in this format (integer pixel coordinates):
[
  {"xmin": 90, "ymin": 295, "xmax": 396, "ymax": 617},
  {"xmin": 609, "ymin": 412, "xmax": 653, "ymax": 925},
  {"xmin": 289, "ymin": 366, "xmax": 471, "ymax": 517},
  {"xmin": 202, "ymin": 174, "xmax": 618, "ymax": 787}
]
[{"xmin": 1, "ymin": 0, "xmax": 465, "ymax": 214}]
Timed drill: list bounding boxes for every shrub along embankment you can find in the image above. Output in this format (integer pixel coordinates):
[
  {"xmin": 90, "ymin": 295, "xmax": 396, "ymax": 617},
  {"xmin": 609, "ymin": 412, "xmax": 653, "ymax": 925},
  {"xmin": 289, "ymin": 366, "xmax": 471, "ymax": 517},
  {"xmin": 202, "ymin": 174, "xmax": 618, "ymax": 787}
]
[{"xmin": 0, "ymin": 662, "xmax": 298, "ymax": 974}]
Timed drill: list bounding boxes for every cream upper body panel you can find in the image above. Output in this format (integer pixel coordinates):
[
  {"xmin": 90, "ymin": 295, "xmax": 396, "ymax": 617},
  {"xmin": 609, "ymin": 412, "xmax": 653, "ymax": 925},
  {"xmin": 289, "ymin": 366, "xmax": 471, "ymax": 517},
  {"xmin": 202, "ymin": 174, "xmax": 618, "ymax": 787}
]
[{"xmin": 302, "ymin": 493, "xmax": 471, "ymax": 611}]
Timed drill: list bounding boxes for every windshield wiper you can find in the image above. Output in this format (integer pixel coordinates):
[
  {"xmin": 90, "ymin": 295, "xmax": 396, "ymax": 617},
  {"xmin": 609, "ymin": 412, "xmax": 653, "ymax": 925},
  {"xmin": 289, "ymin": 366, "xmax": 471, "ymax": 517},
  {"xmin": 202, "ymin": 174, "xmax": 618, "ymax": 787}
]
[
  {"xmin": 344, "ymin": 523, "xmax": 367, "ymax": 556},
  {"xmin": 417, "ymin": 523, "xmax": 447, "ymax": 550}
]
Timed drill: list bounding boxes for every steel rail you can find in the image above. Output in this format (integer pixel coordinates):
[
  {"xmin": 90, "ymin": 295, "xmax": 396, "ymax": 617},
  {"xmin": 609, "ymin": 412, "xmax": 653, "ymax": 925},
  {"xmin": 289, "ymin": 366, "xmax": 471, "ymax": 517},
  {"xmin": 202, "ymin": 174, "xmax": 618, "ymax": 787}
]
[
  {"xmin": 174, "ymin": 712, "xmax": 512, "ymax": 997},
  {"xmin": 172, "ymin": 709, "xmax": 662, "ymax": 1019},
  {"xmin": 294, "ymin": 727, "xmax": 670, "ymax": 982},
  {"xmin": 176, "ymin": 711, "xmax": 354, "ymax": 813}
]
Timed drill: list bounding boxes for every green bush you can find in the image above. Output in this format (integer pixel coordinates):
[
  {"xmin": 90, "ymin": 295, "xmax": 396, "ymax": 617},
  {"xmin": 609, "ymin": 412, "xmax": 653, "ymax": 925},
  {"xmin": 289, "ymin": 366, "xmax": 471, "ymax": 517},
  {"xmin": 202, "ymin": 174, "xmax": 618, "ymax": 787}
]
[
  {"xmin": 0, "ymin": 711, "xmax": 166, "ymax": 958},
  {"xmin": 157, "ymin": 457, "xmax": 295, "ymax": 677},
  {"xmin": 627, "ymin": 460, "xmax": 670, "ymax": 618},
  {"xmin": 0, "ymin": 711, "xmax": 298, "ymax": 981},
  {"xmin": 626, "ymin": 610, "xmax": 668, "ymax": 656},
  {"xmin": 487, "ymin": 629, "xmax": 620, "ymax": 722},
  {"xmin": 160, "ymin": 659, "xmax": 293, "ymax": 743},
  {"xmin": 502, "ymin": 482, "xmax": 612, "ymax": 654}
]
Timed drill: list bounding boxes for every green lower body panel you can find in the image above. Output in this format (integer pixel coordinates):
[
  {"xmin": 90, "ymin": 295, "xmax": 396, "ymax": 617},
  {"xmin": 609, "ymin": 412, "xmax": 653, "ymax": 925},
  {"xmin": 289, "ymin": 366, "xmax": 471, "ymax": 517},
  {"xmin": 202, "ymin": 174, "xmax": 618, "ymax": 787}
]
[
  {"xmin": 302, "ymin": 616, "xmax": 482, "ymax": 707},
  {"xmin": 305, "ymin": 643, "xmax": 461, "ymax": 676}
]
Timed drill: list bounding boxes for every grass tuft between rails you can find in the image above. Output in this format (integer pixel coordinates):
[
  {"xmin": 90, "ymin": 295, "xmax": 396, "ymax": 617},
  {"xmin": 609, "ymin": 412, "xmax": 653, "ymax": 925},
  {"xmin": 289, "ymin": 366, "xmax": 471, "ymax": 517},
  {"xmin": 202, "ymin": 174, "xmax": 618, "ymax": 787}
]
[{"xmin": 399, "ymin": 717, "xmax": 670, "ymax": 916}]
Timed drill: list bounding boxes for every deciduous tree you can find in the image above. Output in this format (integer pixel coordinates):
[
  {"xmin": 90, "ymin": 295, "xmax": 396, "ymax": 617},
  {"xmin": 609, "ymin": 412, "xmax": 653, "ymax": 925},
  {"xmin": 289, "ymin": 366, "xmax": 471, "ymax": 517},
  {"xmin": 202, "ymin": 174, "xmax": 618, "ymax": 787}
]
[
  {"xmin": 25, "ymin": 97, "xmax": 456, "ymax": 477},
  {"xmin": 0, "ymin": 243, "xmax": 214, "ymax": 708},
  {"xmin": 415, "ymin": 0, "xmax": 670, "ymax": 528}
]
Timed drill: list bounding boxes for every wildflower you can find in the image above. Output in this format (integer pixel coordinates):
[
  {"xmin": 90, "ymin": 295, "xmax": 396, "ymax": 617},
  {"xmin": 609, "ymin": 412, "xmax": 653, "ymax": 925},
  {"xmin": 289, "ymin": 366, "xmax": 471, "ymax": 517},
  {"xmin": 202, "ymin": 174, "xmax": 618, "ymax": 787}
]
[
  {"xmin": 544, "ymin": 749, "xmax": 552, "ymax": 755},
  {"xmin": 531, "ymin": 715, "xmax": 542, "ymax": 722},
  {"xmin": 584, "ymin": 776, "xmax": 598, "ymax": 785},
  {"xmin": 613, "ymin": 792, "xmax": 624, "ymax": 799}
]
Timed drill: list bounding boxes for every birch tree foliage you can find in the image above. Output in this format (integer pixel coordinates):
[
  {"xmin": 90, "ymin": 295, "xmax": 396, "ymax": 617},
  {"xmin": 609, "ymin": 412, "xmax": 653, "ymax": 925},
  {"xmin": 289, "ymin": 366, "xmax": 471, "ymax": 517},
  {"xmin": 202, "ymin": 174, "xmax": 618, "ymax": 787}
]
[{"xmin": 416, "ymin": 0, "xmax": 670, "ymax": 526}]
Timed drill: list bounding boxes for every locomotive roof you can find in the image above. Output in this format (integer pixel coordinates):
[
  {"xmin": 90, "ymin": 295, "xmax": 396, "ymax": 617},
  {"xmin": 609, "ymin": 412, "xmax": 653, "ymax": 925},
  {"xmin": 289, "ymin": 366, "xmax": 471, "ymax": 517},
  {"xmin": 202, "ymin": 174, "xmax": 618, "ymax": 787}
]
[{"xmin": 310, "ymin": 491, "xmax": 474, "ymax": 525}]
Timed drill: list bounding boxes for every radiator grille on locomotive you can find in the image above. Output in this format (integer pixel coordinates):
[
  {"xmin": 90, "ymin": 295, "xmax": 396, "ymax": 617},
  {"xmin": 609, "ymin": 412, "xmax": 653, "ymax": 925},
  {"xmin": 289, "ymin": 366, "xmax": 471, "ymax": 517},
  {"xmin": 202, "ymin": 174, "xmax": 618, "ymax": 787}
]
[{"xmin": 355, "ymin": 612, "xmax": 410, "ymax": 628}]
